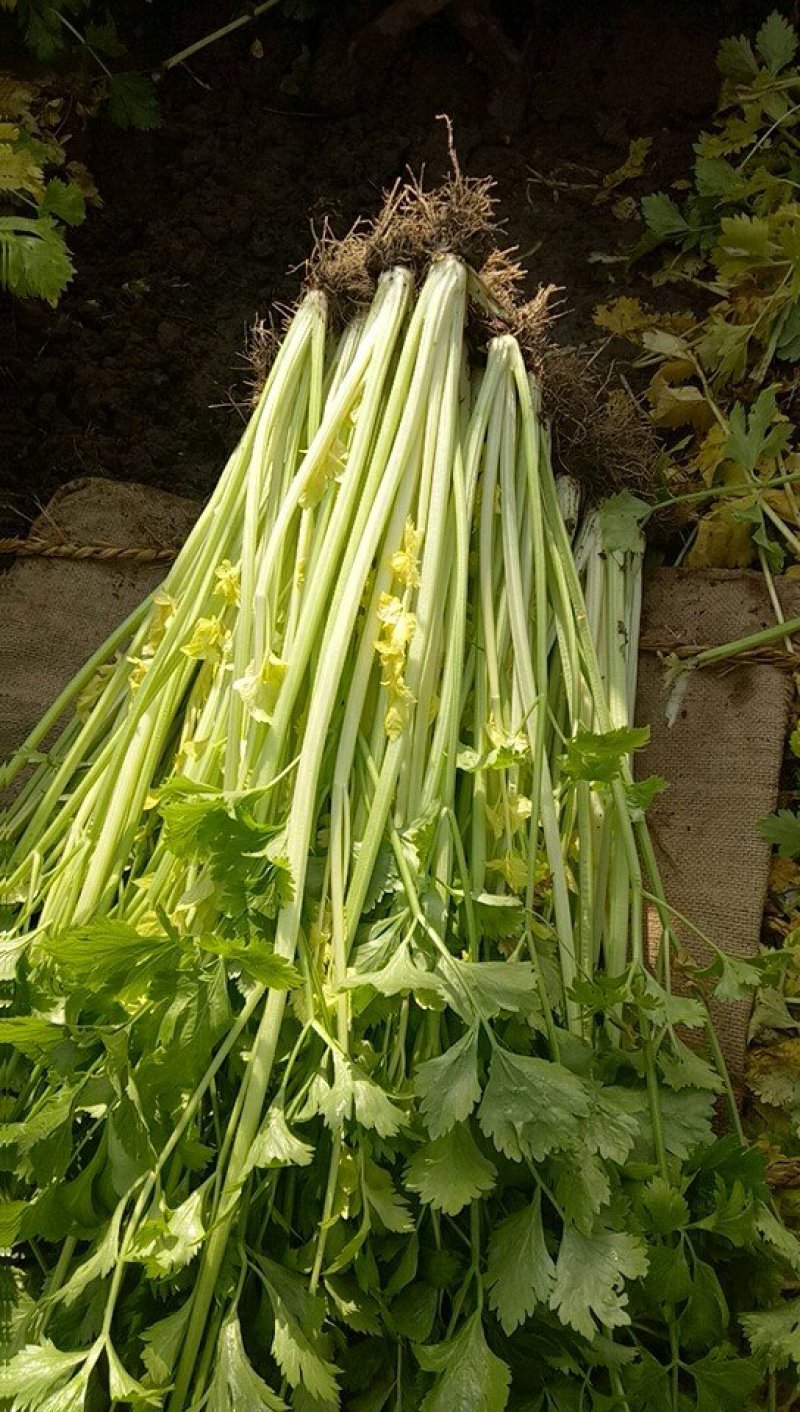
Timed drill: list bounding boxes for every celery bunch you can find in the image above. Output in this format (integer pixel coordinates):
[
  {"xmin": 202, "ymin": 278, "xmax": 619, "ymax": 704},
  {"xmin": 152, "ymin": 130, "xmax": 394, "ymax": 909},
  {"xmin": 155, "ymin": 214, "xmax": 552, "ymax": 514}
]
[{"xmin": 1, "ymin": 250, "xmax": 796, "ymax": 1412}]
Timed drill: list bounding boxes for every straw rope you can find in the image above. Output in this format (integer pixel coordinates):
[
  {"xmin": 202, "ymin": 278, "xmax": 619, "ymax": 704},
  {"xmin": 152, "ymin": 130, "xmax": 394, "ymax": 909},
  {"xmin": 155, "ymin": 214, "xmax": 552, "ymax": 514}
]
[{"xmin": 0, "ymin": 537, "xmax": 179, "ymax": 564}]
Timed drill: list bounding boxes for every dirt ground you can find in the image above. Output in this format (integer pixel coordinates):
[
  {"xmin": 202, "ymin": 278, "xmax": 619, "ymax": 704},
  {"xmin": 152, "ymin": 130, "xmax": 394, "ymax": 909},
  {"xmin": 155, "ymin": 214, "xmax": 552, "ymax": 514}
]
[{"xmin": 4, "ymin": 0, "xmax": 726, "ymax": 535}]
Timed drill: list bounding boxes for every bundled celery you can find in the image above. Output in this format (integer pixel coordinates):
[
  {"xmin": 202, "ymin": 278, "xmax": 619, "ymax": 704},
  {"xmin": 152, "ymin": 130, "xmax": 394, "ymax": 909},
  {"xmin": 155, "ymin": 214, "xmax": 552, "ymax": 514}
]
[{"xmin": 2, "ymin": 200, "xmax": 799, "ymax": 1412}]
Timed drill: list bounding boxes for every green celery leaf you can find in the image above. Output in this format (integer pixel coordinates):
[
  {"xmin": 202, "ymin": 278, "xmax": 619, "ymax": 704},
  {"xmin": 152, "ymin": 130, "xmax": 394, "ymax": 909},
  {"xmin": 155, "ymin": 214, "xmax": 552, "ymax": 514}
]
[
  {"xmin": 256, "ymin": 1257, "xmax": 341, "ymax": 1403},
  {"xmin": 325, "ymin": 1054, "xmax": 406, "ymax": 1138},
  {"xmin": 85, "ymin": 18, "xmax": 127, "ymax": 58},
  {"xmin": 686, "ymin": 1347, "xmax": 762, "ymax": 1410},
  {"xmin": 643, "ymin": 975, "xmax": 706, "ymax": 1029},
  {"xmin": 598, "ymin": 491, "xmax": 650, "ymax": 554},
  {"xmin": 486, "ymin": 1190, "xmax": 555, "ymax": 1333},
  {"xmin": 549, "ymin": 1149, "xmax": 611, "ymax": 1229},
  {"xmin": 363, "ymin": 1158, "xmax": 413, "ymax": 1233},
  {"xmin": 405, "ymin": 1124, "xmax": 496, "ymax": 1215},
  {"xmin": 742, "ymin": 1296, "xmax": 800, "ymax": 1370},
  {"xmin": 194, "ymin": 933, "xmax": 300, "ymax": 990},
  {"xmin": 343, "ymin": 943, "xmax": 442, "ymax": 1004},
  {"xmin": 550, "ymin": 1225, "xmax": 649, "ymax": 1340},
  {"xmin": 623, "ymin": 1349, "xmax": 674, "ymax": 1412},
  {"xmin": 693, "ymin": 155, "xmax": 740, "ymax": 199},
  {"xmin": 478, "ymin": 1049, "xmax": 590, "ymax": 1163},
  {"xmin": 658, "ymin": 1089, "xmax": 715, "ymax": 1161},
  {"xmin": 640, "ymin": 1176, "xmax": 690, "ymax": 1235},
  {"xmin": 0, "ymin": 1340, "xmax": 87, "ymax": 1408},
  {"xmin": 582, "ymin": 1083, "xmax": 641, "ymax": 1165},
  {"xmin": 58, "ymin": 1200, "xmax": 125, "ymax": 1306},
  {"xmin": 158, "ymin": 784, "xmax": 293, "ymax": 924},
  {"xmin": 624, "ymin": 776, "xmax": 668, "ymax": 819},
  {"xmin": 0, "ymin": 1015, "xmax": 66, "ymax": 1058},
  {"xmin": 561, "ymin": 727, "xmax": 650, "ymax": 785},
  {"xmin": 107, "ymin": 1345, "xmax": 161, "ymax": 1407},
  {"xmin": 140, "ymin": 1301, "xmax": 191, "ymax": 1388},
  {"xmin": 471, "ymin": 893, "xmax": 525, "ymax": 941},
  {"xmin": 246, "ymin": 1104, "xmax": 314, "ymax": 1171},
  {"xmin": 699, "ymin": 948, "xmax": 764, "ymax": 1002},
  {"xmin": 0, "ymin": 1197, "xmax": 26, "ymax": 1248},
  {"xmin": 680, "ymin": 1258, "xmax": 729, "ymax": 1351},
  {"xmin": 417, "ymin": 1313, "xmax": 510, "ymax": 1412},
  {"xmin": 38, "ymin": 918, "xmax": 172, "ymax": 986},
  {"xmin": 389, "ymin": 1285, "xmax": 438, "ymax": 1343},
  {"xmin": 325, "ymin": 1274, "xmax": 381, "ymax": 1335},
  {"xmin": 659, "ymin": 1038, "xmax": 724, "ymax": 1093},
  {"xmin": 755, "ymin": 1204, "xmax": 800, "ymax": 1275},
  {"xmin": 439, "ymin": 957, "xmax": 539, "ymax": 1022},
  {"xmin": 644, "ymin": 1243, "xmax": 693, "ymax": 1305},
  {"xmin": 128, "ymin": 1187, "xmax": 206, "ymax": 1277},
  {"xmin": 695, "ymin": 1178, "xmax": 757, "ymax": 1245},
  {"xmin": 208, "ymin": 1309, "xmax": 287, "ymax": 1410},
  {"xmin": 414, "ymin": 1026, "xmax": 481, "ymax": 1139},
  {"xmin": 777, "ymin": 302, "xmax": 800, "ymax": 362}
]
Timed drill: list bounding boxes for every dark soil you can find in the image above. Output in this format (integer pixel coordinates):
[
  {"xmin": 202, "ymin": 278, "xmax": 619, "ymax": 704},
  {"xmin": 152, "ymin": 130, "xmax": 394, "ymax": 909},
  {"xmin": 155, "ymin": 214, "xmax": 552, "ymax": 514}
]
[{"xmin": 3, "ymin": 0, "xmax": 731, "ymax": 533}]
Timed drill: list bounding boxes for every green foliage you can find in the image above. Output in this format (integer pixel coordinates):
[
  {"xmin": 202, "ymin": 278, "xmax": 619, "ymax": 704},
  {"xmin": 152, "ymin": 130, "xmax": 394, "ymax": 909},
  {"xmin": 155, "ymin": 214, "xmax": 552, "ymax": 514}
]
[
  {"xmin": 2, "ymin": 2, "xmax": 159, "ymax": 302},
  {"xmin": 600, "ymin": 11, "xmax": 800, "ymax": 574}
]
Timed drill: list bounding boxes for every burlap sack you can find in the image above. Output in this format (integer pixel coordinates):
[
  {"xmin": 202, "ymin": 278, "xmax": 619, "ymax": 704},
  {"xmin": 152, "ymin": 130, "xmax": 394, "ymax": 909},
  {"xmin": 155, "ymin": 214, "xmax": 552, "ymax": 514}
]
[
  {"xmin": 635, "ymin": 568, "xmax": 799, "ymax": 1088},
  {"xmin": 0, "ymin": 477, "xmax": 201, "ymax": 763}
]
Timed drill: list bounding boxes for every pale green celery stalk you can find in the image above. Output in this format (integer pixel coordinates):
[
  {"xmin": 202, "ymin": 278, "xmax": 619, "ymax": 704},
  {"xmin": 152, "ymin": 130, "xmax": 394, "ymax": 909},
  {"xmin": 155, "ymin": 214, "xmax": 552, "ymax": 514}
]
[
  {"xmin": 601, "ymin": 539, "xmax": 633, "ymax": 982},
  {"xmin": 298, "ymin": 317, "xmax": 369, "ymax": 593},
  {"xmin": 392, "ymin": 305, "xmax": 463, "ymax": 824},
  {"xmin": 494, "ymin": 339, "xmax": 579, "ymax": 1030},
  {"xmin": 470, "ymin": 601, "xmax": 489, "ymax": 896},
  {"xmin": 226, "ymin": 306, "xmax": 326, "ymax": 789},
  {"xmin": 248, "ymin": 271, "xmax": 407, "ymax": 673},
  {"xmin": 555, "ymin": 475, "xmax": 582, "ymax": 544},
  {"xmin": 4, "ymin": 301, "xmax": 317, "ymax": 809},
  {"xmin": 570, "ymin": 513, "xmax": 612, "ymax": 975},
  {"xmin": 327, "ymin": 452, "xmax": 422, "ymax": 1002},
  {"xmin": 173, "ymin": 294, "xmax": 329, "ymax": 603},
  {"xmin": 477, "ymin": 386, "xmax": 506, "ymax": 718},
  {"xmin": 43, "ymin": 671, "xmax": 189, "ymax": 926},
  {"xmin": 9, "ymin": 735, "xmax": 117, "ymax": 883},
  {"xmin": 247, "ymin": 270, "xmax": 414, "ymax": 793},
  {"xmin": 120, "ymin": 656, "xmax": 239, "ymax": 924},
  {"xmin": 1, "ymin": 658, "xmax": 131, "ymax": 845},
  {"xmin": 16, "ymin": 302, "xmax": 325, "ymax": 924},
  {"xmin": 3, "ymin": 717, "xmax": 85, "ymax": 844},
  {"xmin": 428, "ymin": 468, "xmax": 472, "ymax": 906},
  {"xmin": 214, "ymin": 262, "xmax": 462, "ymax": 1355},
  {"xmin": 421, "ymin": 437, "xmax": 471, "ymax": 813},
  {"xmin": 624, "ymin": 544, "xmax": 643, "ymax": 720},
  {"xmin": 475, "ymin": 379, "xmax": 516, "ymax": 865},
  {"xmin": 307, "ymin": 445, "xmax": 434, "ymax": 1294},
  {"xmin": 457, "ymin": 357, "xmax": 513, "ymax": 898},
  {"xmin": 111, "ymin": 297, "xmax": 323, "ymax": 725},
  {"xmin": 575, "ymin": 780, "xmax": 595, "ymax": 1026},
  {"xmin": 341, "ymin": 261, "xmax": 466, "ymax": 927},
  {"xmin": 169, "ymin": 259, "xmax": 468, "ymax": 1410},
  {"xmin": 324, "ymin": 452, "xmax": 424, "ymax": 1063},
  {"xmin": 404, "ymin": 576, "xmax": 448, "ymax": 820},
  {"xmin": 514, "ymin": 361, "xmax": 670, "ymax": 1166}
]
